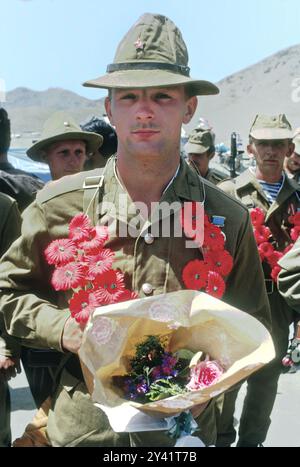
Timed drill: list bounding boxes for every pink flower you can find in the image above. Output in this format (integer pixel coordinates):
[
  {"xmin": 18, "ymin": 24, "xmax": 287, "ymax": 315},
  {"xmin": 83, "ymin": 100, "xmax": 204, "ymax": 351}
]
[
  {"xmin": 258, "ymin": 242, "xmax": 274, "ymax": 260},
  {"xmin": 288, "ymin": 212, "xmax": 300, "ymax": 226},
  {"xmin": 86, "ymin": 249, "xmax": 115, "ymax": 279},
  {"xmin": 186, "ymin": 358, "xmax": 224, "ymax": 391},
  {"xmin": 94, "ymin": 269, "xmax": 125, "ymax": 304},
  {"xmin": 250, "ymin": 208, "xmax": 265, "ymax": 227},
  {"xmin": 45, "ymin": 238, "xmax": 77, "ymax": 265},
  {"xmin": 69, "ymin": 213, "xmax": 93, "ymax": 242},
  {"xmin": 69, "ymin": 290, "xmax": 99, "ymax": 324},
  {"xmin": 253, "ymin": 225, "xmax": 271, "ymax": 245},
  {"xmin": 118, "ymin": 289, "xmax": 139, "ymax": 302},
  {"xmin": 206, "ymin": 271, "xmax": 225, "ymax": 299},
  {"xmin": 182, "ymin": 260, "xmax": 209, "ymax": 290},
  {"xmin": 290, "ymin": 226, "xmax": 300, "ymax": 242},
  {"xmin": 204, "ymin": 249, "xmax": 233, "ymax": 276},
  {"xmin": 51, "ymin": 262, "xmax": 87, "ymax": 291},
  {"xmin": 271, "ymin": 265, "xmax": 282, "ymax": 283},
  {"xmin": 77, "ymin": 226, "xmax": 108, "ymax": 254},
  {"xmin": 267, "ymin": 251, "xmax": 283, "ymax": 268},
  {"xmin": 203, "ymin": 224, "xmax": 225, "ymax": 251}
]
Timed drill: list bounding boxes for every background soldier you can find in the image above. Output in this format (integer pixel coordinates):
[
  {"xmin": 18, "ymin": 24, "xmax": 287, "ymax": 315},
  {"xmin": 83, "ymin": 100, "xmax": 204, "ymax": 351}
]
[
  {"xmin": 0, "ymin": 108, "xmax": 44, "ymax": 211},
  {"xmin": 0, "ymin": 13, "xmax": 270, "ymax": 447},
  {"xmin": 27, "ymin": 111, "xmax": 102, "ymax": 181},
  {"xmin": 0, "ymin": 193, "xmax": 21, "ymax": 447},
  {"xmin": 217, "ymin": 114, "xmax": 300, "ymax": 447},
  {"xmin": 185, "ymin": 127, "xmax": 226, "ymax": 184},
  {"xmin": 284, "ymin": 134, "xmax": 300, "ymax": 185}
]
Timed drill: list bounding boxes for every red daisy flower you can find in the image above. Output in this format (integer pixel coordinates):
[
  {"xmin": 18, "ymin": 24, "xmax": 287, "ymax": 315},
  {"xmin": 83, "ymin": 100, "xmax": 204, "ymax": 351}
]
[
  {"xmin": 204, "ymin": 249, "xmax": 233, "ymax": 277},
  {"xmin": 77, "ymin": 226, "xmax": 108, "ymax": 254},
  {"xmin": 203, "ymin": 224, "xmax": 225, "ymax": 251},
  {"xmin": 86, "ymin": 249, "xmax": 115, "ymax": 280},
  {"xmin": 45, "ymin": 238, "xmax": 77, "ymax": 266},
  {"xmin": 180, "ymin": 201, "xmax": 204, "ymax": 239},
  {"xmin": 94, "ymin": 269, "xmax": 125, "ymax": 304},
  {"xmin": 69, "ymin": 213, "xmax": 93, "ymax": 242},
  {"xmin": 267, "ymin": 251, "xmax": 283, "ymax": 268},
  {"xmin": 51, "ymin": 262, "xmax": 87, "ymax": 291},
  {"xmin": 288, "ymin": 212, "xmax": 300, "ymax": 226},
  {"xmin": 258, "ymin": 242, "xmax": 274, "ymax": 260},
  {"xmin": 253, "ymin": 225, "xmax": 271, "ymax": 245},
  {"xmin": 69, "ymin": 290, "xmax": 99, "ymax": 324},
  {"xmin": 182, "ymin": 260, "xmax": 209, "ymax": 290},
  {"xmin": 250, "ymin": 208, "xmax": 265, "ymax": 227},
  {"xmin": 271, "ymin": 265, "xmax": 282, "ymax": 283},
  {"xmin": 205, "ymin": 271, "xmax": 225, "ymax": 299},
  {"xmin": 290, "ymin": 226, "xmax": 300, "ymax": 242}
]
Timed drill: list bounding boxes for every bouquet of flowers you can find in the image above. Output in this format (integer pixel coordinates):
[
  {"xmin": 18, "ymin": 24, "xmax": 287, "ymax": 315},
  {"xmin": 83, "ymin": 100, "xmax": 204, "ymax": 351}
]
[
  {"xmin": 115, "ymin": 335, "xmax": 224, "ymax": 404},
  {"xmin": 79, "ymin": 289, "xmax": 275, "ymax": 441}
]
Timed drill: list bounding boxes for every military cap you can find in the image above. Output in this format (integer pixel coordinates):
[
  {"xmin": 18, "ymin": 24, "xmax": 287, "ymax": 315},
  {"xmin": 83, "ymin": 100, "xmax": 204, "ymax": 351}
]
[
  {"xmin": 249, "ymin": 114, "xmax": 293, "ymax": 140},
  {"xmin": 185, "ymin": 128, "xmax": 215, "ymax": 154},
  {"xmin": 27, "ymin": 111, "xmax": 103, "ymax": 162},
  {"xmin": 293, "ymin": 135, "xmax": 300, "ymax": 155},
  {"xmin": 83, "ymin": 13, "xmax": 219, "ymax": 96}
]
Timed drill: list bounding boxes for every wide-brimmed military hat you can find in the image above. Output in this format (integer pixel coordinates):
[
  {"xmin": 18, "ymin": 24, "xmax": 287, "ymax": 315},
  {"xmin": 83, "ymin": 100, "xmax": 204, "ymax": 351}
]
[
  {"xmin": 293, "ymin": 135, "xmax": 300, "ymax": 155},
  {"xmin": 249, "ymin": 114, "xmax": 293, "ymax": 140},
  {"xmin": 185, "ymin": 128, "xmax": 215, "ymax": 154},
  {"xmin": 27, "ymin": 111, "xmax": 103, "ymax": 162},
  {"xmin": 83, "ymin": 13, "xmax": 219, "ymax": 96}
]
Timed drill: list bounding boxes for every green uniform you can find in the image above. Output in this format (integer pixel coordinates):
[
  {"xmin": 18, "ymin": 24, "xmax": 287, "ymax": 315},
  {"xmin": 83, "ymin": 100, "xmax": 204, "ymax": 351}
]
[
  {"xmin": 187, "ymin": 161, "xmax": 226, "ymax": 186},
  {"xmin": 278, "ymin": 237, "xmax": 300, "ymax": 313},
  {"xmin": 217, "ymin": 168, "xmax": 300, "ymax": 446},
  {"xmin": 0, "ymin": 158, "xmax": 271, "ymax": 447},
  {"xmin": 0, "ymin": 193, "xmax": 21, "ymax": 447}
]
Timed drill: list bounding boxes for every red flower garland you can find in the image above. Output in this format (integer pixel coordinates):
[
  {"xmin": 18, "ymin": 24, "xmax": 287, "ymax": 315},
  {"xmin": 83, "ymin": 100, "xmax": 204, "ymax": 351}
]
[
  {"xmin": 181, "ymin": 202, "xmax": 233, "ymax": 299},
  {"xmin": 250, "ymin": 207, "xmax": 300, "ymax": 283},
  {"xmin": 45, "ymin": 213, "xmax": 137, "ymax": 324}
]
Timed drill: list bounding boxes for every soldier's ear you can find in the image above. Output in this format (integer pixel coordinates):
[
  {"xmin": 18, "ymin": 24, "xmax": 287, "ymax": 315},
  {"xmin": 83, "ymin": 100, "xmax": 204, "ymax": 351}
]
[
  {"xmin": 183, "ymin": 96, "xmax": 197, "ymax": 124},
  {"xmin": 105, "ymin": 97, "xmax": 114, "ymax": 126},
  {"xmin": 247, "ymin": 143, "xmax": 255, "ymax": 157},
  {"xmin": 287, "ymin": 142, "xmax": 295, "ymax": 158}
]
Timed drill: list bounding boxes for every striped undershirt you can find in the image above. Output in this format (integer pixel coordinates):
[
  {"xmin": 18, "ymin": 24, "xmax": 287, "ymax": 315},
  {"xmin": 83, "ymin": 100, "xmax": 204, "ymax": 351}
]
[{"xmin": 249, "ymin": 168, "xmax": 285, "ymax": 204}]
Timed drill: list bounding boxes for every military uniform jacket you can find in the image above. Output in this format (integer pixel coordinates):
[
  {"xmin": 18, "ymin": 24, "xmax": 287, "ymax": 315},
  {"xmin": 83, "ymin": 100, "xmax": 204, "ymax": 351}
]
[
  {"xmin": 0, "ymin": 193, "xmax": 21, "ymax": 357},
  {"xmin": 278, "ymin": 237, "xmax": 300, "ymax": 313},
  {"xmin": 0, "ymin": 158, "xmax": 271, "ymax": 446},
  {"xmin": 219, "ymin": 168, "xmax": 300, "ymax": 349}
]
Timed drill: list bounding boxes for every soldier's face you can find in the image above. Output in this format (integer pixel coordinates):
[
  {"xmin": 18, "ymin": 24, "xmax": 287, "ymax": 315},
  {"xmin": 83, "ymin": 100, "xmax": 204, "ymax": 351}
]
[
  {"xmin": 45, "ymin": 140, "xmax": 87, "ymax": 180},
  {"xmin": 286, "ymin": 151, "xmax": 300, "ymax": 173},
  {"xmin": 247, "ymin": 139, "xmax": 294, "ymax": 176},
  {"xmin": 105, "ymin": 86, "xmax": 197, "ymax": 160},
  {"xmin": 188, "ymin": 151, "xmax": 212, "ymax": 177}
]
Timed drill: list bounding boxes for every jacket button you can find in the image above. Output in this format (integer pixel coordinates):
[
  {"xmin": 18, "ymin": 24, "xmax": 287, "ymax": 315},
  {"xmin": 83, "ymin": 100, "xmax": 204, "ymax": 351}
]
[
  {"xmin": 144, "ymin": 233, "xmax": 154, "ymax": 245},
  {"xmin": 142, "ymin": 283, "xmax": 153, "ymax": 295}
]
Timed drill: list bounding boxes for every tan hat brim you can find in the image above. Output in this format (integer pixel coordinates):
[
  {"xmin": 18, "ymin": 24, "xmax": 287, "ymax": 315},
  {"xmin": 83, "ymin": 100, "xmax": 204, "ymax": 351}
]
[
  {"xmin": 27, "ymin": 131, "xmax": 103, "ymax": 162},
  {"xmin": 294, "ymin": 139, "xmax": 300, "ymax": 155},
  {"xmin": 250, "ymin": 128, "xmax": 293, "ymax": 140},
  {"xmin": 185, "ymin": 142, "xmax": 208, "ymax": 154},
  {"xmin": 83, "ymin": 69, "xmax": 219, "ymax": 96}
]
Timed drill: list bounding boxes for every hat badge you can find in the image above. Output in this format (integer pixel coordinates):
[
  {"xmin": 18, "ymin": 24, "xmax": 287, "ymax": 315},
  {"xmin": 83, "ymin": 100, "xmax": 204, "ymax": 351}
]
[{"xmin": 134, "ymin": 37, "xmax": 144, "ymax": 51}]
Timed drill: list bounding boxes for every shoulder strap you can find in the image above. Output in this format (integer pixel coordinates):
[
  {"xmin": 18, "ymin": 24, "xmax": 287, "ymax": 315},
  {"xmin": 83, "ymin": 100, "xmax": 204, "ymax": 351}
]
[{"xmin": 82, "ymin": 174, "xmax": 104, "ymax": 224}]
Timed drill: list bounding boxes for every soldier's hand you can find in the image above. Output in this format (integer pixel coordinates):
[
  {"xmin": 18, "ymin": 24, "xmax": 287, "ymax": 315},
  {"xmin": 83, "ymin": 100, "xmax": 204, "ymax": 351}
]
[
  {"xmin": 62, "ymin": 317, "xmax": 85, "ymax": 354},
  {"xmin": 0, "ymin": 356, "xmax": 21, "ymax": 382}
]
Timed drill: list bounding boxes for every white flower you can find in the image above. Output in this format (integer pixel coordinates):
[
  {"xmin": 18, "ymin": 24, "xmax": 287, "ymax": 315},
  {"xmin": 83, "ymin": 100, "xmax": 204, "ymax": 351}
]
[{"xmin": 90, "ymin": 317, "xmax": 116, "ymax": 345}]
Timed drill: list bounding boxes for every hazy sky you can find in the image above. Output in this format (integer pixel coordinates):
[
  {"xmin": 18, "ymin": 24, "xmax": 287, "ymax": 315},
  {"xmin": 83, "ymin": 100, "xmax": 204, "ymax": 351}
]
[{"xmin": 1, "ymin": 0, "xmax": 300, "ymax": 99}]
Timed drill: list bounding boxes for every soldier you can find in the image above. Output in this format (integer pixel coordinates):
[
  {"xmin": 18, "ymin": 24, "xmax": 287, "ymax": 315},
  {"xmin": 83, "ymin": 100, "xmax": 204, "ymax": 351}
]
[
  {"xmin": 0, "ymin": 13, "xmax": 270, "ymax": 447},
  {"xmin": 27, "ymin": 111, "xmax": 103, "ymax": 181},
  {"xmin": 278, "ymin": 237, "xmax": 300, "ymax": 313},
  {"xmin": 0, "ymin": 108, "xmax": 44, "ymax": 211},
  {"xmin": 0, "ymin": 193, "xmax": 21, "ymax": 447},
  {"xmin": 217, "ymin": 114, "xmax": 300, "ymax": 447},
  {"xmin": 185, "ymin": 127, "xmax": 226, "ymax": 185},
  {"xmin": 284, "ymin": 135, "xmax": 300, "ymax": 185}
]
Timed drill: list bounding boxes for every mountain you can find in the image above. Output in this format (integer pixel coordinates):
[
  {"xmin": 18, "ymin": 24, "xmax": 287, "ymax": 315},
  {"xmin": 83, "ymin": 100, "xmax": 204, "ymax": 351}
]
[
  {"xmin": 4, "ymin": 43, "xmax": 300, "ymax": 148},
  {"xmin": 188, "ymin": 43, "xmax": 300, "ymax": 145},
  {"xmin": 4, "ymin": 87, "xmax": 106, "ymax": 139}
]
